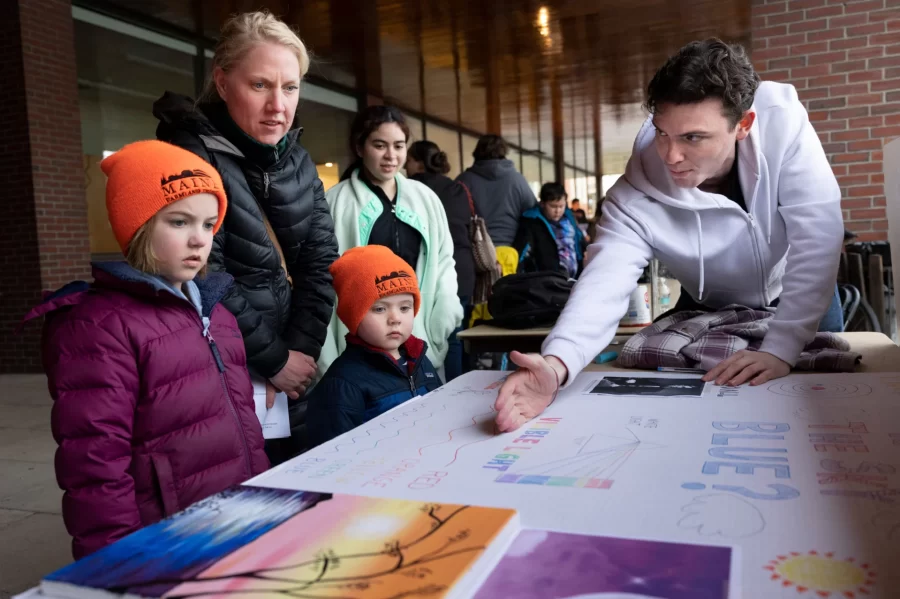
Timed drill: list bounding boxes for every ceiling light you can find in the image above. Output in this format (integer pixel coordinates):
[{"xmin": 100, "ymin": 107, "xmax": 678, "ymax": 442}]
[{"xmin": 538, "ymin": 7, "xmax": 550, "ymax": 37}]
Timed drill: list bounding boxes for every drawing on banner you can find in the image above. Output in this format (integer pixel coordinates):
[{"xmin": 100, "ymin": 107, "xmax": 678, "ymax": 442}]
[
  {"xmin": 677, "ymin": 494, "xmax": 766, "ymax": 539},
  {"xmin": 447, "ymin": 375, "xmax": 509, "ymax": 397},
  {"xmin": 318, "ymin": 374, "xmax": 509, "ymax": 459},
  {"xmin": 319, "ymin": 402, "xmax": 446, "ymax": 457},
  {"xmin": 448, "ymin": 386, "xmax": 497, "ymax": 397},
  {"xmin": 764, "ymin": 551, "xmax": 876, "ymax": 598},
  {"xmin": 323, "ymin": 402, "xmax": 430, "ymax": 454},
  {"xmin": 418, "ymin": 400, "xmax": 498, "ymax": 466},
  {"xmin": 588, "ymin": 376, "xmax": 706, "ymax": 397},
  {"xmin": 768, "ymin": 381, "xmax": 873, "ymax": 398},
  {"xmin": 495, "ymin": 429, "xmax": 664, "ymax": 490},
  {"xmin": 357, "ymin": 403, "xmax": 451, "ymax": 456},
  {"xmin": 817, "ymin": 459, "xmax": 896, "ymax": 490}
]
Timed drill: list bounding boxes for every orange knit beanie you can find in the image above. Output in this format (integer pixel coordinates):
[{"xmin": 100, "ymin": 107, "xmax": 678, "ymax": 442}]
[
  {"xmin": 330, "ymin": 245, "xmax": 421, "ymax": 335},
  {"xmin": 100, "ymin": 140, "xmax": 228, "ymax": 252}
]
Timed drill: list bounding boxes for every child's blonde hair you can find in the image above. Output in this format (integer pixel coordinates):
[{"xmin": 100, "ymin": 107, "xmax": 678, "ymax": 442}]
[
  {"xmin": 125, "ymin": 216, "xmax": 208, "ymax": 277},
  {"xmin": 126, "ymin": 217, "xmax": 160, "ymax": 275},
  {"xmin": 199, "ymin": 11, "xmax": 310, "ymax": 104}
]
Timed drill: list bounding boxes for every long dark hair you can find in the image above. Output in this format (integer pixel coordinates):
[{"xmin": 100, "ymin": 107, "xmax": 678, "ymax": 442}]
[
  {"xmin": 340, "ymin": 105, "xmax": 411, "ymax": 181},
  {"xmin": 408, "ymin": 141, "xmax": 451, "ymax": 175}
]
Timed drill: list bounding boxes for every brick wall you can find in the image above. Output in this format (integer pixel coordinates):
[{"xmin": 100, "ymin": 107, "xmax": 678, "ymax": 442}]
[
  {"xmin": 751, "ymin": 0, "xmax": 900, "ymax": 242},
  {"xmin": 0, "ymin": 0, "xmax": 90, "ymax": 373}
]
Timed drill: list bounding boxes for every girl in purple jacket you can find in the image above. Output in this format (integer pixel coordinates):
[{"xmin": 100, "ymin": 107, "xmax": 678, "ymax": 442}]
[{"xmin": 23, "ymin": 141, "xmax": 269, "ymax": 559}]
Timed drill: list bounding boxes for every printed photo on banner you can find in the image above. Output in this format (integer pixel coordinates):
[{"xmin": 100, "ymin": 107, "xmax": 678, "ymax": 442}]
[{"xmin": 587, "ymin": 376, "xmax": 707, "ymax": 397}]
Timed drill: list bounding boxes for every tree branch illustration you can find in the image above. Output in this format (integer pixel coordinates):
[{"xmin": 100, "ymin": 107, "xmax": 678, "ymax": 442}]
[
  {"xmin": 165, "ymin": 547, "xmax": 485, "ymax": 599},
  {"xmin": 122, "ymin": 506, "xmax": 472, "ymax": 593}
]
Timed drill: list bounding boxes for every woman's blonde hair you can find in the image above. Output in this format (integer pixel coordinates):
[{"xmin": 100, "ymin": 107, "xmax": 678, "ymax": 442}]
[
  {"xmin": 125, "ymin": 216, "xmax": 208, "ymax": 277},
  {"xmin": 199, "ymin": 11, "xmax": 310, "ymax": 104}
]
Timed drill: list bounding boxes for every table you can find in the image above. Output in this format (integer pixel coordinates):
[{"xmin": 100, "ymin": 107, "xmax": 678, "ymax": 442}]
[
  {"xmin": 24, "ymin": 334, "xmax": 899, "ymax": 598},
  {"xmin": 584, "ymin": 331, "xmax": 899, "ymax": 373},
  {"xmin": 458, "ymin": 323, "xmax": 647, "ymax": 354},
  {"xmin": 460, "ymin": 327, "xmax": 899, "ymax": 374}
]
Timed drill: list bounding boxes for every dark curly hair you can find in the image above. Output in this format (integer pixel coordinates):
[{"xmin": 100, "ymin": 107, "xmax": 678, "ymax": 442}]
[
  {"xmin": 646, "ymin": 39, "xmax": 760, "ymax": 128},
  {"xmin": 341, "ymin": 105, "xmax": 410, "ymax": 180}
]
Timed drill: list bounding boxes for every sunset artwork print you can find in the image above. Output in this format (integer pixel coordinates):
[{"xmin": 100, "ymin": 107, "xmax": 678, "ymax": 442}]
[{"xmin": 42, "ymin": 486, "xmax": 518, "ymax": 599}]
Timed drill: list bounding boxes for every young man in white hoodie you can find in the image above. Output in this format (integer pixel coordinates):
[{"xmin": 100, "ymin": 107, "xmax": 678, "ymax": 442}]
[{"xmin": 494, "ymin": 39, "xmax": 844, "ymax": 432}]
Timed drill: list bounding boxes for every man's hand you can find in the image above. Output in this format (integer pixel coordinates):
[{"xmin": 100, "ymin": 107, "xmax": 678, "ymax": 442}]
[
  {"xmin": 270, "ymin": 350, "xmax": 317, "ymax": 400},
  {"xmin": 702, "ymin": 350, "xmax": 791, "ymax": 387},
  {"xmin": 494, "ymin": 352, "xmax": 567, "ymax": 432}
]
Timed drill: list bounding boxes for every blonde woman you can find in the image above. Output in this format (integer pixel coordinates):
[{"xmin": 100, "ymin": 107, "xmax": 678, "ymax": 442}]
[{"xmin": 154, "ymin": 11, "xmax": 338, "ymax": 462}]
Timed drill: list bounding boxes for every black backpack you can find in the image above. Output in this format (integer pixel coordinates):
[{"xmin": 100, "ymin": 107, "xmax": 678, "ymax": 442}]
[{"xmin": 487, "ymin": 271, "xmax": 575, "ymax": 329}]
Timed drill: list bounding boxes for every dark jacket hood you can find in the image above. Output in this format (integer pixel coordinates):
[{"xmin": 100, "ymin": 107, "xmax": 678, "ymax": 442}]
[{"xmin": 466, "ymin": 158, "xmax": 518, "ymax": 181}]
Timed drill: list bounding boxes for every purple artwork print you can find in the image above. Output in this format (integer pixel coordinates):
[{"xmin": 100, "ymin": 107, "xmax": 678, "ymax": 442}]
[{"xmin": 473, "ymin": 530, "xmax": 732, "ymax": 599}]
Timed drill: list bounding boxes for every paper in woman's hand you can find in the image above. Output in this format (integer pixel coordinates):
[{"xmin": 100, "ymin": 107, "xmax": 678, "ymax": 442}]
[{"xmin": 251, "ymin": 377, "xmax": 291, "ymax": 439}]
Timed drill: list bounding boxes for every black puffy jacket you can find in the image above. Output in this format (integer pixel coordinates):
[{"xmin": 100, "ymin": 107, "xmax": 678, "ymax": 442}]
[{"xmin": 153, "ymin": 93, "xmax": 338, "ymax": 378}]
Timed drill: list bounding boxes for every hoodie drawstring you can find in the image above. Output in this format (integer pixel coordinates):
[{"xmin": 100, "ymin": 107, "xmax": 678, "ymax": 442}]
[{"xmin": 694, "ymin": 211, "xmax": 705, "ymax": 302}]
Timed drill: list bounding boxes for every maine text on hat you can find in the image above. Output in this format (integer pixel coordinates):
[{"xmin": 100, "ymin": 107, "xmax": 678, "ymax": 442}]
[
  {"xmin": 375, "ymin": 270, "xmax": 415, "ymax": 295},
  {"xmin": 160, "ymin": 169, "xmax": 221, "ymax": 203}
]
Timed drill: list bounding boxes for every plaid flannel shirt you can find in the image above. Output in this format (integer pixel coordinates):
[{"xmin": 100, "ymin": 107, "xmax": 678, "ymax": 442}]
[{"xmin": 617, "ymin": 305, "xmax": 861, "ymax": 372}]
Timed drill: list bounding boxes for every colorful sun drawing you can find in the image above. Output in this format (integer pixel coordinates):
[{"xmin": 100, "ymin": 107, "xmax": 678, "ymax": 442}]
[{"xmin": 764, "ymin": 551, "xmax": 876, "ymax": 598}]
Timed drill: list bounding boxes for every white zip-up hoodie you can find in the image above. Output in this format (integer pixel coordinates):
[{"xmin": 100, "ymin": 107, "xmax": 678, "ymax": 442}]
[{"xmin": 543, "ymin": 81, "xmax": 844, "ymax": 383}]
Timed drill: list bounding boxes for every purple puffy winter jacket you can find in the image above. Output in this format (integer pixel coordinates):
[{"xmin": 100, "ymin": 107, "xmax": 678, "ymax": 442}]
[{"xmin": 22, "ymin": 262, "xmax": 269, "ymax": 559}]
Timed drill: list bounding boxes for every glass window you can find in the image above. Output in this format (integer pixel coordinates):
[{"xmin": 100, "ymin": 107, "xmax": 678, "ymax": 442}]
[
  {"xmin": 586, "ymin": 176, "xmax": 598, "ymax": 218},
  {"xmin": 426, "ymin": 124, "xmax": 462, "ymax": 179},
  {"xmin": 575, "ymin": 175, "xmax": 588, "ymax": 205},
  {"xmin": 539, "ymin": 83, "xmax": 553, "ymax": 158},
  {"xmin": 542, "ymin": 158, "xmax": 556, "ymax": 184},
  {"xmin": 523, "ymin": 155, "xmax": 541, "ymax": 198},
  {"xmin": 508, "ymin": 149, "xmax": 522, "ymax": 174},
  {"xmin": 461, "ymin": 134, "xmax": 479, "ymax": 172},
  {"xmin": 299, "ymin": 99, "xmax": 355, "ymax": 192},
  {"xmin": 76, "ymin": 3, "xmax": 196, "ymax": 40},
  {"xmin": 565, "ymin": 167, "xmax": 576, "ymax": 199},
  {"xmin": 519, "ymin": 93, "xmax": 540, "ymax": 154},
  {"xmin": 76, "ymin": 16, "xmax": 197, "ymax": 258}
]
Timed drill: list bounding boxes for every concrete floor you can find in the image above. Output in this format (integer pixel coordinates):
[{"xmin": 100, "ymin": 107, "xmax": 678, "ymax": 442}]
[{"xmin": 0, "ymin": 375, "xmax": 71, "ymax": 598}]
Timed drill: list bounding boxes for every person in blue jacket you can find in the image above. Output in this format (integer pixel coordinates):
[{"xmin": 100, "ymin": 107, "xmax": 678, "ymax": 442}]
[
  {"xmin": 306, "ymin": 245, "xmax": 442, "ymax": 447},
  {"xmin": 514, "ymin": 182, "xmax": 586, "ymax": 278}
]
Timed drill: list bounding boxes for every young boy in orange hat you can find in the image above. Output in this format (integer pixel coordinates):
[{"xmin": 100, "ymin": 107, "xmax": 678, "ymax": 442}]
[{"xmin": 306, "ymin": 245, "xmax": 442, "ymax": 447}]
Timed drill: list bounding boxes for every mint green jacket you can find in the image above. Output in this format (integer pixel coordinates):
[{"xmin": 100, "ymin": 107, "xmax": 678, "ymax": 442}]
[{"xmin": 318, "ymin": 169, "xmax": 463, "ymax": 373}]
